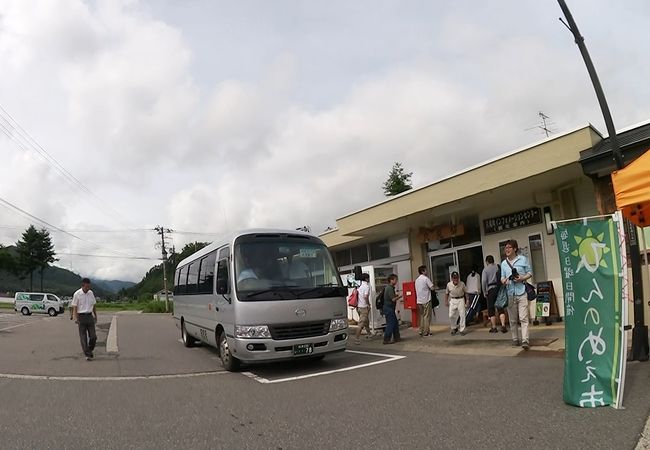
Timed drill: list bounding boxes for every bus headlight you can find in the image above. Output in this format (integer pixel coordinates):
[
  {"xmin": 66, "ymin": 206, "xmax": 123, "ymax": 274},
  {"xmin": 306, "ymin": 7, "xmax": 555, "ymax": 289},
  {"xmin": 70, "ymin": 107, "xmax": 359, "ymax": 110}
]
[
  {"xmin": 329, "ymin": 318, "xmax": 348, "ymax": 332},
  {"xmin": 235, "ymin": 325, "xmax": 272, "ymax": 339}
]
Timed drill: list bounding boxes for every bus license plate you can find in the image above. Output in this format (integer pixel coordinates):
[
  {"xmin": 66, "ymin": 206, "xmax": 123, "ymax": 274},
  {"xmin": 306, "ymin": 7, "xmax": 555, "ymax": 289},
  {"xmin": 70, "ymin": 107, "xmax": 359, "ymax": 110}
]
[{"xmin": 293, "ymin": 343, "xmax": 314, "ymax": 356}]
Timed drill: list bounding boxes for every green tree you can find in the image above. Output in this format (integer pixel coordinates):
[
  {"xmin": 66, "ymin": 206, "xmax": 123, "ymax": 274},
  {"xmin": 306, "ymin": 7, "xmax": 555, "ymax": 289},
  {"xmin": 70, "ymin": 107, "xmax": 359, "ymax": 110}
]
[
  {"xmin": 382, "ymin": 162, "xmax": 413, "ymax": 196},
  {"xmin": 35, "ymin": 228, "xmax": 57, "ymax": 291},
  {"xmin": 15, "ymin": 225, "xmax": 57, "ymax": 291},
  {"xmin": 0, "ymin": 245, "xmax": 15, "ymax": 273}
]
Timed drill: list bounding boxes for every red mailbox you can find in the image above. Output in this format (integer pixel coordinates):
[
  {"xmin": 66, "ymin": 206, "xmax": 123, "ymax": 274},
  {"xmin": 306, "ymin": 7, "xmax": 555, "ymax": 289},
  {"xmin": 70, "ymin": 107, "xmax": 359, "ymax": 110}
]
[{"xmin": 402, "ymin": 281, "xmax": 418, "ymax": 328}]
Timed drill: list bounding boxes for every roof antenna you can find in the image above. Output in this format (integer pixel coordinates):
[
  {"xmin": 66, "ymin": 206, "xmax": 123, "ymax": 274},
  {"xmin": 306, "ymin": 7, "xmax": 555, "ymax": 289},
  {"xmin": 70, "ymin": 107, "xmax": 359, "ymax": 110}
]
[{"xmin": 525, "ymin": 111, "xmax": 556, "ymax": 137}]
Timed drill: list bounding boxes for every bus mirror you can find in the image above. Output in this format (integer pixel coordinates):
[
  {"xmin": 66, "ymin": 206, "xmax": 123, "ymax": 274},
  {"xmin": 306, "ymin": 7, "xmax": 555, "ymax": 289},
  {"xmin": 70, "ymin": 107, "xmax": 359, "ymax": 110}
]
[{"xmin": 216, "ymin": 278, "xmax": 228, "ymax": 295}]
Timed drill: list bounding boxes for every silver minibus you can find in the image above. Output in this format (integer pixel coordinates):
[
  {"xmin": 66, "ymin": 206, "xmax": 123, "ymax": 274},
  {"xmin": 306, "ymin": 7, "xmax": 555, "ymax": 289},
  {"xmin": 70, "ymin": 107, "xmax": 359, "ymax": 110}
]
[{"xmin": 173, "ymin": 229, "xmax": 348, "ymax": 371}]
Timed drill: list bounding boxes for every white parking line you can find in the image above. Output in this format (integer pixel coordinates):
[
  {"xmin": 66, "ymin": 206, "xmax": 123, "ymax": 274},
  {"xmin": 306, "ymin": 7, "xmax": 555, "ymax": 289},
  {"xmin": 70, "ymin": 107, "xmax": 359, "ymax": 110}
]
[
  {"xmin": 241, "ymin": 350, "xmax": 405, "ymax": 384},
  {"xmin": 0, "ymin": 322, "xmax": 33, "ymax": 332},
  {"xmin": 106, "ymin": 315, "xmax": 118, "ymax": 353},
  {"xmin": 0, "ymin": 371, "xmax": 229, "ymax": 382}
]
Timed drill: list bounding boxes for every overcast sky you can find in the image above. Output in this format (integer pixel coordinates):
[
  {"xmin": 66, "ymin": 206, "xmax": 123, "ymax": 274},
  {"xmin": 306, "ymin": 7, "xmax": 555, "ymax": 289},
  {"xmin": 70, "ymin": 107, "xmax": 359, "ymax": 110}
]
[{"xmin": 1, "ymin": 0, "xmax": 649, "ymax": 282}]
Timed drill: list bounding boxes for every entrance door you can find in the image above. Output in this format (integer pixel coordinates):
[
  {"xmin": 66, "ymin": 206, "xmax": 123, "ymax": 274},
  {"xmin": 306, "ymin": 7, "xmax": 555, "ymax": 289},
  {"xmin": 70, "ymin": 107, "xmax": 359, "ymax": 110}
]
[
  {"xmin": 430, "ymin": 252, "xmax": 456, "ymax": 324},
  {"xmin": 429, "ymin": 244, "xmax": 485, "ymax": 324}
]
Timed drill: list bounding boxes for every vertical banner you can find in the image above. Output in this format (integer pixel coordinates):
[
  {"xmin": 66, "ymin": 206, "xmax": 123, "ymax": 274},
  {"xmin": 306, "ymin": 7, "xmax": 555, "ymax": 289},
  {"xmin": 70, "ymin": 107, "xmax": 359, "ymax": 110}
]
[{"xmin": 555, "ymin": 214, "xmax": 626, "ymax": 408}]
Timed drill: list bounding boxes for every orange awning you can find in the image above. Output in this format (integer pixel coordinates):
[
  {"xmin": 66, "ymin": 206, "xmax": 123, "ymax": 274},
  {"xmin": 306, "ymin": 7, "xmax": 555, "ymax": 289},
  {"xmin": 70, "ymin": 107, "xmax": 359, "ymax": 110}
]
[{"xmin": 612, "ymin": 149, "xmax": 650, "ymax": 227}]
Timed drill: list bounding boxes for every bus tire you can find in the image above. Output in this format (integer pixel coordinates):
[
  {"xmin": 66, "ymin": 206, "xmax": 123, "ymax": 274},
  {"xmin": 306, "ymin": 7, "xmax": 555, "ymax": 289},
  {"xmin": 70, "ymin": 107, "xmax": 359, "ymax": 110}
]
[
  {"xmin": 181, "ymin": 320, "xmax": 196, "ymax": 348},
  {"xmin": 21, "ymin": 307, "xmax": 30, "ymax": 316},
  {"xmin": 218, "ymin": 331, "xmax": 240, "ymax": 372}
]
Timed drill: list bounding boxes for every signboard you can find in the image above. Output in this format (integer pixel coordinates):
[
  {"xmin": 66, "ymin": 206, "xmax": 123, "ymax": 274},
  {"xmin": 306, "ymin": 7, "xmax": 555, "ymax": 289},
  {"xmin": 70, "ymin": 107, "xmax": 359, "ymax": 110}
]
[
  {"xmin": 484, "ymin": 208, "xmax": 542, "ymax": 235},
  {"xmin": 554, "ymin": 214, "xmax": 627, "ymax": 408},
  {"xmin": 535, "ymin": 281, "xmax": 553, "ymax": 317}
]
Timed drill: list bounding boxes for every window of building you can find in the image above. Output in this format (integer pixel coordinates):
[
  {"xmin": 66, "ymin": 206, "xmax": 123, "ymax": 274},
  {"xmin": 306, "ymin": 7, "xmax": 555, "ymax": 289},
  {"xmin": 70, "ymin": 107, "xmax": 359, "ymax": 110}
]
[
  {"xmin": 335, "ymin": 249, "xmax": 351, "ymax": 267},
  {"xmin": 369, "ymin": 239, "xmax": 390, "ymax": 260},
  {"xmin": 197, "ymin": 251, "xmax": 217, "ymax": 294},
  {"xmin": 350, "ymin": 244, "xmax": 369, "ymax": 264}
]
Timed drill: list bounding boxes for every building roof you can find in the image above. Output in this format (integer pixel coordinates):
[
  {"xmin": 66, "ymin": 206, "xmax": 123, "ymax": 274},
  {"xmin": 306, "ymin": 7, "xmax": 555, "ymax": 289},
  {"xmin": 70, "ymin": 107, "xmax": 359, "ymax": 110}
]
[
  {"xmin": 580, "ymin": 120, "xmax": 650, "ymax": 177},
  {"xmin": 322, "ymin": 124, "xmax": 603, "ymax": 247}
]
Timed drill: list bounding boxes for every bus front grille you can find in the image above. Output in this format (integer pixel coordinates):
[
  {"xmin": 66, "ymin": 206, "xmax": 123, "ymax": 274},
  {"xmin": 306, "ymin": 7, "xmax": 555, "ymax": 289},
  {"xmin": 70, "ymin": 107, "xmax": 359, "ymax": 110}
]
[{"xmin": 269, "ymin": 321, "xmax": 331, "ymax": 340}]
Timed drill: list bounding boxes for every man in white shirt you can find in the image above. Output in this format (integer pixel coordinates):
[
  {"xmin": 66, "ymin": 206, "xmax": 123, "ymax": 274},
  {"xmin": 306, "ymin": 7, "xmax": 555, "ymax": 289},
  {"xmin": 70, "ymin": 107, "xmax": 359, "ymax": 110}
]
[
  {"xmin": 71, "ymin": 278, "xmax": 98, "ymax": 361},
  {"xmin": 354, "ymin": 273, "xmax": 372, "ymax": 344},
  {"xmin": 445, "ymin": 271, "xmax": 468, "ymax": 336},
  {"xmin": 415, "ymin": 265, "xmax": 435, "ymax": 337}
]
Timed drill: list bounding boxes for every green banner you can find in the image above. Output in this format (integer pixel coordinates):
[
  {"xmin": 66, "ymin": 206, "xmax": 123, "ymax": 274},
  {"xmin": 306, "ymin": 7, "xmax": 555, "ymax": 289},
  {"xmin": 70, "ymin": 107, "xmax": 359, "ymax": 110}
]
[{"xmin": 555, "ymin": 216, "xmax": 625, "ymax": 408}]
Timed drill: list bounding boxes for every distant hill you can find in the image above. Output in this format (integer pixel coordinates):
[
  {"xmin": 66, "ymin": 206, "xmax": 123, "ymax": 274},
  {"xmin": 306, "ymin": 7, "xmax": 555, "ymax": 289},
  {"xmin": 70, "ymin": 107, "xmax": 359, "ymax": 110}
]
[
  {"xmin": 0, "ymin": 246, "xmax": 131, "ymax": 299},
  {"xmin": 123, "ymin": 242, "xmax": 209, "ymax": 300},
  {"xmin": 93, "ymin": 279, "xmax": 136, "ymax": 293}
]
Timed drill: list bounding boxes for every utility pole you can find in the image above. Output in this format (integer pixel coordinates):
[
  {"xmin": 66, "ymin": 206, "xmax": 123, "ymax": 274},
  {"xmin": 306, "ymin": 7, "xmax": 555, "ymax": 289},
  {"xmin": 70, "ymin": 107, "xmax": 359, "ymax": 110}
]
[
  {"xmin": 155, "ymin": 226, "xmax": 173, "ymax": 313},
  {"xmin": 558, "ymin": 0, "xmax": 648, "ymax": 361}
]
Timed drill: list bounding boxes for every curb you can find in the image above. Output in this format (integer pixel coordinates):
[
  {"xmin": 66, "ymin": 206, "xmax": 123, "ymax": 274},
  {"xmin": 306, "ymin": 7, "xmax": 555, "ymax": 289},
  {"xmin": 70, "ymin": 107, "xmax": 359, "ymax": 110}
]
[{"xmin": 106, "ymin": 315, "xmax": 118, "ymax": 353}]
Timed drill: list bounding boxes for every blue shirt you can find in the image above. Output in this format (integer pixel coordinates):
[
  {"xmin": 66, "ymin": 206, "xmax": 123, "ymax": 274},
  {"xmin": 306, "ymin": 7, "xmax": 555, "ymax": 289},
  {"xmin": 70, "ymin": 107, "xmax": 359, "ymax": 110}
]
[{"xmin": 500, "ymin": 255, "xmax": 532, "ymax": 297}]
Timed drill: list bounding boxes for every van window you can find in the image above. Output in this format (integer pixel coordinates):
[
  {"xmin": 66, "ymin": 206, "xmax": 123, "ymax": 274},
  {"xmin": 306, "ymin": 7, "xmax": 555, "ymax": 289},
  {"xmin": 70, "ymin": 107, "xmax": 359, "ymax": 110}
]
[
  {"xmin": 215, "ymin": 259, "xmax": 230, "ymax": 294},
  {"xmin": 198, "ymin": 251, "xmax": 217, "ymax": 294},
  {"xmin": 186, "ymin": 262, "xmax": 199, "ymax": 294},
  {"xmin": 47, "ymin": 294, "xmax": 58, "ymax": 301},
  {"xmin": 29, "ymin": 294, "xmax": 44, "ymax": 301},
  {"xmin": 175, "ymin": 266, "xmax": 188, "ymax": 295}
]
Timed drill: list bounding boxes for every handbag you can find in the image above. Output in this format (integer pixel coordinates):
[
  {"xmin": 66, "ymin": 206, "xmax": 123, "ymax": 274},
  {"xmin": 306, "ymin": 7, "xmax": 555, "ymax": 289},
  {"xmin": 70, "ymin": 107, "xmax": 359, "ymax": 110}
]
[
  {"xmin": 525, "ymin": 282, "xmax": 537, "ymax": 301},
  {"xmin": 495, "ymin": 285, "xmax": 508, "ymax": 309},
  {"xmin": 347, "ymin": 288, "xmax": 358, "ymax": 308},
  {"xmin": 432, "ymin": 291, "xmax": 440, "ymax": 308},
  {"xmin": 505, "ymin": 258, "xmax": 536, "ymax": 301}
]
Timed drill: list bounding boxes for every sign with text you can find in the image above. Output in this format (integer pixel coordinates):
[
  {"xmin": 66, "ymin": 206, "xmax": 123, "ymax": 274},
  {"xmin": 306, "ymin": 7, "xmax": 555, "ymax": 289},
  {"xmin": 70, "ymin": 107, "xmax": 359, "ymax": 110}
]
[
  {"xmin": 555, "ymin": 215, "xmax": 626, "ymax": 408},
  {"xmin": 483, "ymin": 208, "xmax": 542, "ymax": 235}
]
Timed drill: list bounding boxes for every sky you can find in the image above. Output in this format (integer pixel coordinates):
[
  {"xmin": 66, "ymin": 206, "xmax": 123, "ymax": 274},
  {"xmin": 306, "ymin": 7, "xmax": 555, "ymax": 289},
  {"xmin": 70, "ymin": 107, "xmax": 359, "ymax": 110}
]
[{"xmin": 1, "ymin": 0, "xmax": 649, "ymax": 282}]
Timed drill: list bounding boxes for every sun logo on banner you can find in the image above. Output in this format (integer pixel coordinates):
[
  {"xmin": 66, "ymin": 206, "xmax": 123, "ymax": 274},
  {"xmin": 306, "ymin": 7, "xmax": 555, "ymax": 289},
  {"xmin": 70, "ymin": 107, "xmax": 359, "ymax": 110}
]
[{"xmin": 573, "ymin": 228, "xmax": 610, "ymax": 274}]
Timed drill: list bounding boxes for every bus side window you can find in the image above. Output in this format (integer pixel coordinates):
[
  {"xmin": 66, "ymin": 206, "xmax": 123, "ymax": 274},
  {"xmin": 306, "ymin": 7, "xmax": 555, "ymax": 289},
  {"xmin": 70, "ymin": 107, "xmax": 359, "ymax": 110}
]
[{"xmin": 216, "ymin": 259, "xmax": 229, "ymax": 295}]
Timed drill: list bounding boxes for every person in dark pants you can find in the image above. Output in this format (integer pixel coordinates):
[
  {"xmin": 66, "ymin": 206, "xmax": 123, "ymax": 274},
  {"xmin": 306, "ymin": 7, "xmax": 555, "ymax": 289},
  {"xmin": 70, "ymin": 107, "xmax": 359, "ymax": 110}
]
[
  {"xmin": 71, "ymin": 278, "xmax": 98, "ymax": 361},
  {"xmin": 382, "ymin": 274, "xmax": 402, "ymax": 344}
]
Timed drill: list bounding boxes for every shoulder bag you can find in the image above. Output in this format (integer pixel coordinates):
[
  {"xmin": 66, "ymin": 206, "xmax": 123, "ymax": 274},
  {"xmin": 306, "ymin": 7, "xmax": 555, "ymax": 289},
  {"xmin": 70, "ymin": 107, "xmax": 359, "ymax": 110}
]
[{"xmin": 505, "ymin": 258, "xmax": 537, "ymax": 301}]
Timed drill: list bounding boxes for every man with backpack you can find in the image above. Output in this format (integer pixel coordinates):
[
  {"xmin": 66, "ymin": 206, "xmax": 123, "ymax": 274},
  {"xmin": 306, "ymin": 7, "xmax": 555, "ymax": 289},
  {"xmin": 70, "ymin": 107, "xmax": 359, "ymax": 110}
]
[{"xmin": 381, "ymin": 274, "xmax": 402, "ymax": 344}]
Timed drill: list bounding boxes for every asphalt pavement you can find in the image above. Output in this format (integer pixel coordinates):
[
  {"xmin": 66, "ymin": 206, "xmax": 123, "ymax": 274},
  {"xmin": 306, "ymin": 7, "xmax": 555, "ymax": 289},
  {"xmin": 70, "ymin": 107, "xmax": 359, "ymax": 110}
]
[{"xmin": 0, "ymin": 312, "xmax": 649, "ymax": 449}]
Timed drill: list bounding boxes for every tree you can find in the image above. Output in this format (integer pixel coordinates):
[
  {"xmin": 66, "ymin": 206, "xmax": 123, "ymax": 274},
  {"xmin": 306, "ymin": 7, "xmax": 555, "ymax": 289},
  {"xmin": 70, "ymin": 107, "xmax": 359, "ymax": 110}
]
[
  {"xmin": 0, "ymin": 245, "xmax": 14, "ymax": 273},
  {"xmin": 15, "ymin": 225, "xmax": 57, "ymax": 291},
  {"xmin": 35, "ymin": 228, "xmax": 57, "ymax": 291},
  {"xmin": 382, "ymin": 162, "xmax": 413, "ymax": 196}
]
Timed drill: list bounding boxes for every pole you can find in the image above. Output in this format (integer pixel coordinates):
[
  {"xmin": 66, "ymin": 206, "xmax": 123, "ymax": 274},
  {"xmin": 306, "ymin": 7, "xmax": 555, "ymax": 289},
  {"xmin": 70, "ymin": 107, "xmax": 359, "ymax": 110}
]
[
  {"xmin": 155, "ymin": 226, "xmax": 172, "ymax": 313},
  {"xmin": 558, "ymin": 0, "xmax": 648, "ymax": 361}
]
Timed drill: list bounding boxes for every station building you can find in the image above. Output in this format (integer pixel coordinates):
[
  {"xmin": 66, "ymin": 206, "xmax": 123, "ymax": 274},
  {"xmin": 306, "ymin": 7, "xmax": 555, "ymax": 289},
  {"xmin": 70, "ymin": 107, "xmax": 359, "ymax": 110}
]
[{"xmin": 321, "ymin": 123, "xmax": 650, "ymax": 325}]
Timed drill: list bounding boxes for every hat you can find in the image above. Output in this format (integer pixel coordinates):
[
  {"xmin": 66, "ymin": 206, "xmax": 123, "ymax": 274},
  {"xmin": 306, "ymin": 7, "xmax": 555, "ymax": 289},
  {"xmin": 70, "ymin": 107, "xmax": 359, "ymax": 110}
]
[{"xmin": 451, "ymin": 271, "xmax": 459, "ymax": 278}]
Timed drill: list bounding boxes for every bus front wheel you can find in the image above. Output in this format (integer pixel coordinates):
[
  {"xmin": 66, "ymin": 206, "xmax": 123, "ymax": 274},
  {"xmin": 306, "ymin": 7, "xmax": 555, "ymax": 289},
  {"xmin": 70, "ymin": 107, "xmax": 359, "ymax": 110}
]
[{"xmin": 218, "ymin": 332, "xmax": 240, "ymax": 372}]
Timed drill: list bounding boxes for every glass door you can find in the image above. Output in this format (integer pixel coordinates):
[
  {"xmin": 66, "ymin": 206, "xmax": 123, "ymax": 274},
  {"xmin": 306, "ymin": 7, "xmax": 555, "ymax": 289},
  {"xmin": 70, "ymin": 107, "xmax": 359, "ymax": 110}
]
[{"xmin": 430, "ymin": 252, "xmax": 456, "ymax": 324}]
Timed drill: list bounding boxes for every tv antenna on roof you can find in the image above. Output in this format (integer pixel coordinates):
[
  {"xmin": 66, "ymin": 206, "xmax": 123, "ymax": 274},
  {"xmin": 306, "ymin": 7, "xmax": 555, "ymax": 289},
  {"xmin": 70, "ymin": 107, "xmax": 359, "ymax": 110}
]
[{"xmin": 525, "ymin": 111, "xmax": 556, "ymax": 137}]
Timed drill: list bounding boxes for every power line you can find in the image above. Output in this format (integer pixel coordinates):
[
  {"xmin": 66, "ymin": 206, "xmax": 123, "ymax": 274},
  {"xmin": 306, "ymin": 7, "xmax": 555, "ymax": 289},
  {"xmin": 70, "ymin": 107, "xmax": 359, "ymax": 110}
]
[
  {"xmin": 0, "ymin": 103, "xmax": 130, "ymax": 226},
  {"xmin": 57, "ymin": 253, "xmax": 160, "ymax": 260},
  {"xmin": 0, "ymin": 196, "xmax": 143, "ymax": 259}
]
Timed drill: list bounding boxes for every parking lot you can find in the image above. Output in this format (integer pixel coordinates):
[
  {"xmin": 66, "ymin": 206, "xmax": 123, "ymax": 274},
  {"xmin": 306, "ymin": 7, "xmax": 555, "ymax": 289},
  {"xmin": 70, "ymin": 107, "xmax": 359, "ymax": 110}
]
[{"xmin": 0, "ymin": 311, "xmax": 649, "ymax": 449}]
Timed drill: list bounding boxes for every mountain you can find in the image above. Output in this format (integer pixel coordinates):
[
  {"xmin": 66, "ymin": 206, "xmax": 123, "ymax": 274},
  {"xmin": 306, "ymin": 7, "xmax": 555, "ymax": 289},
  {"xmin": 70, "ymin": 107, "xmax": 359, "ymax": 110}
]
[
  {"xmin": 0, "ymin": 246, "xmax": 113, "ymax": 298},
  {"xmin": 93, "ymin": 279, "xmax": 136, "ymax": 293}
]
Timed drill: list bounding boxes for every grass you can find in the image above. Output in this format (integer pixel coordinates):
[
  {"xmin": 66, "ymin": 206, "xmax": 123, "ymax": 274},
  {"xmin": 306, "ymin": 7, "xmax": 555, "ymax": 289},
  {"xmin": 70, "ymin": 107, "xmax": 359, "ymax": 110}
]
[
  {"xmin": 95, "ymin": 301, "xmax": 172, "ymax": 314},
  {"xmin": 0, "ymin": 302, "xmax": 14, "ymax": 309}
]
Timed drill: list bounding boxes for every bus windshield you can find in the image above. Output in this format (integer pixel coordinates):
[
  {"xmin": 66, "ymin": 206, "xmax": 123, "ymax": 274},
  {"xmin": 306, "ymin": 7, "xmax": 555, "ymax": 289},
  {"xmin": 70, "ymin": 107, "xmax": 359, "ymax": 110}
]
[{"xmin": 234, "ymin": 239, "xmax": 344, "ymax": 301}]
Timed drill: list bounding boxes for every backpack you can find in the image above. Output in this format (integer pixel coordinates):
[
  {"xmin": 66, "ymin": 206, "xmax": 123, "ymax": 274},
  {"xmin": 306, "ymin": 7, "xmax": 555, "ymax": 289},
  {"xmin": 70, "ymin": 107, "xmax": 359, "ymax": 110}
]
[{"xmin": 375, "ymin": 287, "xmax": 385, "ymax": 311}]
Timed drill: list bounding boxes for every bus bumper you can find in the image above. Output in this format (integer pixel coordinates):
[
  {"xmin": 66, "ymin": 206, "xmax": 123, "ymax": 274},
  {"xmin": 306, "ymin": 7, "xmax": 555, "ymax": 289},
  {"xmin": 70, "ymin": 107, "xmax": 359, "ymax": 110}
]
[{"xmin": 230, "ymin": 331, "xmax": 348, "ymax": 362}]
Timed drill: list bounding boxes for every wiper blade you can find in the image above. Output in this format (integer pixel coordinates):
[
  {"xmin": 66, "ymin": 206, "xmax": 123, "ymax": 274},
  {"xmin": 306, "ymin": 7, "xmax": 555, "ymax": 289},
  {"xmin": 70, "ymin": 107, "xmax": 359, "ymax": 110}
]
[
  {"xmin": 244, "ymin": 287, "xmax": 299, "ymax": 299},
  {"xmin": 295, "ymin": 284, "xmax": 343, "ymax": 299}
]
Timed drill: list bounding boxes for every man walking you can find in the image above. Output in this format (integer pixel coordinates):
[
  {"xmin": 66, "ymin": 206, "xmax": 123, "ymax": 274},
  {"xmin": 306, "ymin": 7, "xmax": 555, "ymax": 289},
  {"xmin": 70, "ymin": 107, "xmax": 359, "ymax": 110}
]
[
  {"xmin": 382, "ymin": 274, "xmax": 402, "ymax": 344},
  {"xmin": 354, "ymin": 273, "xmax": 372, "ymax": 344},
  {"xmin": 445, "ymin": 271, "xmax": 467, "ymax": 336},
  {"xmin": 71, "ymin": 278, "xmax": 98, "ymax": 361},
  {"xmin": 415, "ymin": 265, "xmax": 434, "ymax": 337}
]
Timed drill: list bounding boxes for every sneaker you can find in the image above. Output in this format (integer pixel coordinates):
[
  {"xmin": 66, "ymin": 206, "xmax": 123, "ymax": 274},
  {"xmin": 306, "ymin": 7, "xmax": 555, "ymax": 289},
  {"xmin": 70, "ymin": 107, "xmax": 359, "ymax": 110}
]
[
  {"xmin": 86, "ymin": 356, "xmax": 92, "ymax": 361},
  {"xmin": 423, "ymin": 333, "xmax": 431, "ymax": 337},
  {"xmin": 451, "ymin": 329, "xmax": 458, "ymax": 336},
  {"xmin": 512, "ymin": 340, "xmax": 520, "ymax": 347},
  {"xmin": 383, "ymin": 340, "xmax": 395, "ymax": 345},
  {"xmin": 459, "ymin": 331, "xmax": 467, "ymax": 336},
  {"xmin": 489, "ymin": 328, "xmax": 497, "ymax": 333},
  {"xmin": 522, "ymin": 340, "xmax": 530, "ymax": 350},
  {"xmin": 500, "ymin": 326, "xmax": 508, "ymax": 334},
  {"xmin": 394, "ymin": 338, "xmax": 402, "ymax": 343}
]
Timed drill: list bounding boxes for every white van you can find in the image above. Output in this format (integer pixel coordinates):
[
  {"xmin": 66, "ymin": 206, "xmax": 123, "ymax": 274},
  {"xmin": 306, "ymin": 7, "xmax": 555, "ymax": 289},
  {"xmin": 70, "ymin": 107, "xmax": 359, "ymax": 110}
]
[
  {"xmin": 14, "ymin": 292, "xmax": 65, "ymax": 316},
  {"xmin": 173, "ymin": 229, "xmax": 348, "ymax": 371}
]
